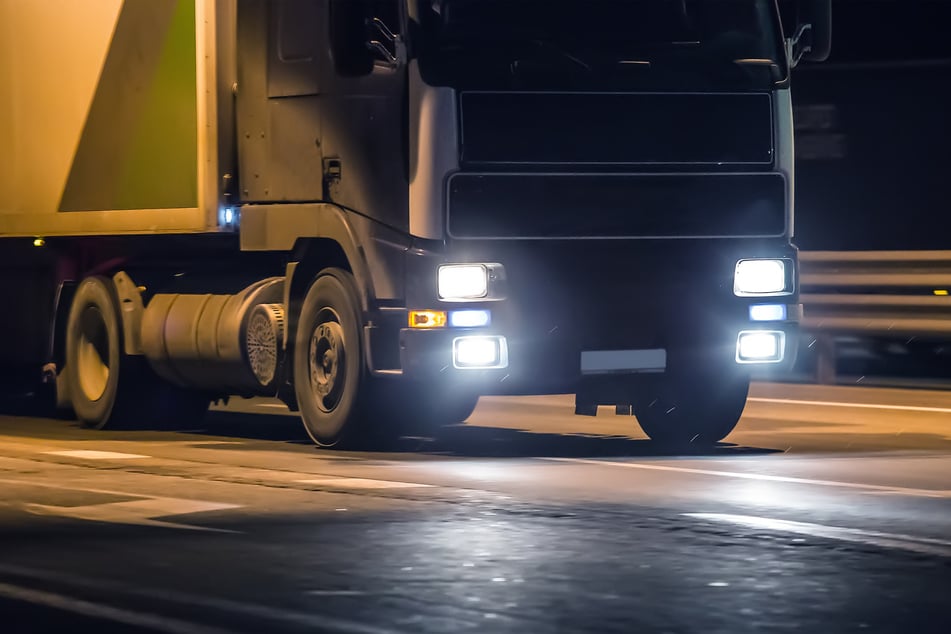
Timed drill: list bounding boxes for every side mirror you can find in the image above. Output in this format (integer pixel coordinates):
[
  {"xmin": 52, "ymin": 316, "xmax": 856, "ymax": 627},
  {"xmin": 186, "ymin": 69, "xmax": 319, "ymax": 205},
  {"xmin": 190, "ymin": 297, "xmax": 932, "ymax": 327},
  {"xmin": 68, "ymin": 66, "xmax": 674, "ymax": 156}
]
[
  {"xmin": 786, "ymin": 0, "xmax": 832, "ymax": 67},
  {"xmin": 329, "ymin": 0, "xmax": 374, "ymax": 77}
]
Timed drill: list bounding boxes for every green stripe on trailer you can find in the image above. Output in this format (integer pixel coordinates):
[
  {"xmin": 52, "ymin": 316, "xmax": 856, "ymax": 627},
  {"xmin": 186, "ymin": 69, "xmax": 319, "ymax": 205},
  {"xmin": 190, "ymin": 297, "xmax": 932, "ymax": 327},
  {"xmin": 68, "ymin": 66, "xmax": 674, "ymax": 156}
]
[{"xmin": 60, "ymin": 0, "xmax": 198, "ymax": 212}]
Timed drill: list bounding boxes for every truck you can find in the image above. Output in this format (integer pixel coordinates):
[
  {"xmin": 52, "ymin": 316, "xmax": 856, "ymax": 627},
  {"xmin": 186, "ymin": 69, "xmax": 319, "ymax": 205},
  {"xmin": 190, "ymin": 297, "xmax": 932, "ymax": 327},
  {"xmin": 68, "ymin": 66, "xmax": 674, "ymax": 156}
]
[{"xmin": 0, "ymin": 0, "xmax": 830, "ymax": 447}]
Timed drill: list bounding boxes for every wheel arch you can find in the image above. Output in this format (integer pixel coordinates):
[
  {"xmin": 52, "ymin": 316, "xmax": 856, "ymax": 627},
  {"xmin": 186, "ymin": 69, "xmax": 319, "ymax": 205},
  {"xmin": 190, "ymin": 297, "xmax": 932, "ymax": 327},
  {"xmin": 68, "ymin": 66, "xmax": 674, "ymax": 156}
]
[
  {"xmin": 240, "ymin": 202, "xmax": 377, "ymax": 315},
  {"xmin": 272, "ymin": 207, "xmax": 380, "ymax": 407},
  {"xmin": 48, "ymin": 280, "xmax": 78, "ymax": 371}
]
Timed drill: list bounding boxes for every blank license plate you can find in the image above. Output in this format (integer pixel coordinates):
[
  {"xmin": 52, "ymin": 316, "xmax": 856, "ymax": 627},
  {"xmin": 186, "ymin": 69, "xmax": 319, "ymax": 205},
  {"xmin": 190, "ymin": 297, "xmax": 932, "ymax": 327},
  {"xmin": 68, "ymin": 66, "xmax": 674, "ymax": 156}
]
[{"xmin": 580, "ymin": 349, "xmax": 667, "ymax": 374}]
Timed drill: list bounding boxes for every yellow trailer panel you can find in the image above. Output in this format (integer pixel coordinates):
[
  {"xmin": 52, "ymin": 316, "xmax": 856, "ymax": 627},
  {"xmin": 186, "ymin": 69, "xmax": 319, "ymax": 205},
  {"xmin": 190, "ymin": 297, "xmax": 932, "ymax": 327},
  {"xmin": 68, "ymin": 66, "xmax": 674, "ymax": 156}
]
[{"xmin": 0, "ymin": 0, "xmax": 227, "ymax": 237}]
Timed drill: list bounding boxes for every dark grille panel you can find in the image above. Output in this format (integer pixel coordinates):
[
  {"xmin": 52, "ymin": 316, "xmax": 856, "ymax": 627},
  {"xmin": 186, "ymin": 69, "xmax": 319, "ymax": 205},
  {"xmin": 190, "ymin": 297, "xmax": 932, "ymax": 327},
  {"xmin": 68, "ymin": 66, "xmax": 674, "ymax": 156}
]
[
  {"xmin": 460, "ymin": 92, "xmax": 773, "ymax": 165},
  {"xmin": 447, "ymin": 173, "xmax": 786, "ymax": 239}
]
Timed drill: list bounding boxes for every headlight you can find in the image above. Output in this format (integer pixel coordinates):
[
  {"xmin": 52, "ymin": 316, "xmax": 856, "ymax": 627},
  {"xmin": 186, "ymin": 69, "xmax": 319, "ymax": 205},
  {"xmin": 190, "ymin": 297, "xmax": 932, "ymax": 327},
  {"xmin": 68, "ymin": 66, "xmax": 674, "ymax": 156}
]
[
  {"xmin": 734, "ymin": 259, "xmax": 791, "ymax": 296},
  {"xmin": 438, "ymin": 265, "xmax": 487, "ymax": 299},
  {"xmin": 437, "ymin": 263, "xmax": 506, "ymax": 301}
]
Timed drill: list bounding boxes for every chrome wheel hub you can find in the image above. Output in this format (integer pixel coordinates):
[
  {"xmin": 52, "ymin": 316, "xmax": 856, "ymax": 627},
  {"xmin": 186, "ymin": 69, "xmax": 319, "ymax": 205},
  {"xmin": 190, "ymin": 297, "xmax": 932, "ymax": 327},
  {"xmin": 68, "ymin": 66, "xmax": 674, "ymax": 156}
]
[{"xmin": 309, "ymin": 317, "xmax": 346, "ymax": 413}]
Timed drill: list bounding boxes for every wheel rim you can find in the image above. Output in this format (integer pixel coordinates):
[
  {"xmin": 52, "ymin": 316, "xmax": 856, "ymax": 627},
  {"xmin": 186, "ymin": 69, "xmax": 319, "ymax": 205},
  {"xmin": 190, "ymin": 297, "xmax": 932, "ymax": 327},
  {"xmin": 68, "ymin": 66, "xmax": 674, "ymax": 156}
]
[
  {"xmin": 76, "ymin": 305, "xmax": 111, "ymax": 402},
  {"xmin": 309, "ymin": 310, "xmax": 347, "ymax": 413}
]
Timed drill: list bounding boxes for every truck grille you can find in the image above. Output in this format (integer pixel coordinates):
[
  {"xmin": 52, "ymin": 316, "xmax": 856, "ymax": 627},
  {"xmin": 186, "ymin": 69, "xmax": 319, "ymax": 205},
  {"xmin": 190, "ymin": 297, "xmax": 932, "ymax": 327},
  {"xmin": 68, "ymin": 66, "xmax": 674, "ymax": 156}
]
[
  {"xmin": 460, "ymin": 91, "xmax": 773, "ymax": 166},
  {"xmin": 447, "ymin": 172, "xmax": 786, "ymax": 239}
]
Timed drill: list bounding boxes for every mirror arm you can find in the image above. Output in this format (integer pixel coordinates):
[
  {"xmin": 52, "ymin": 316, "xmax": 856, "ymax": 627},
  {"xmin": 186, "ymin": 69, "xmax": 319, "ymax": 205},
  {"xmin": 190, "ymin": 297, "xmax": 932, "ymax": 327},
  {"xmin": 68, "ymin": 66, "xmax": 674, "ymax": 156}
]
[
  {"xmin": 787, "ymin": 22, "xmax": 812, "ymax": 68},
  {"xmin": 366, "ymin": 17, "xmax": 407, "ymax": 68},
  {"xmin": 367, "ymin": 40, "xmax": 398, "ymax": 66},
  {"xmin": 370, "ymin": 17, "xmax": 398, "ymax": 43}
]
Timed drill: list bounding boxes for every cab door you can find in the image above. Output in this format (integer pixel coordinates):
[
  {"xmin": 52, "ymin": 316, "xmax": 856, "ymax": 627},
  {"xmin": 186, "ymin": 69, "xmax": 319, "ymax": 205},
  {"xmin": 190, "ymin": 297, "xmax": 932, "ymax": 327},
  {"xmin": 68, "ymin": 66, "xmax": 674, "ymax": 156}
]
[
  {"xmin": 322, "ymin": 0, "xmax": 409, "ymax": 230},
  {"xmin": 235, "ymin": 0, "xmax": 326, "ymax": 202}
]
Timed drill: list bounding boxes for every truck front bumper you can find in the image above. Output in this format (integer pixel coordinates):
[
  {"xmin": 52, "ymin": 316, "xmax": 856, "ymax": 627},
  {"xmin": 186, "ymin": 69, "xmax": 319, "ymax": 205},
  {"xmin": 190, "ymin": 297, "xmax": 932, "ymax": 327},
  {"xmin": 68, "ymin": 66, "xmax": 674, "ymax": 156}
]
[{"xmin": 398, "ymin": 306, "xmax": 800, "ymax": 394}]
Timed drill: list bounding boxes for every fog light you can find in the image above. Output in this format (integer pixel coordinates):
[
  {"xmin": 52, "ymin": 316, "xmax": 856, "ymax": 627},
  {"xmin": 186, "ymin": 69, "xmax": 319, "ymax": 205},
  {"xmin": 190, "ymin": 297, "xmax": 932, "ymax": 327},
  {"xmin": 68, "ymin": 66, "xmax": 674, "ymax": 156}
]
[
  {"xmin": 453, "ymin": 336, "xmax": 508, "ymax": 369},
  {"xmin": 449, "ymin": 309, "xmax": 491, "ymax": 328},
  {"xmin": 749, "ymin": 304, "xmax": 787, "ymax": 322},
  {"xmin": 736, "ymin": 331, "xmax": 785, "ymax": 364}
]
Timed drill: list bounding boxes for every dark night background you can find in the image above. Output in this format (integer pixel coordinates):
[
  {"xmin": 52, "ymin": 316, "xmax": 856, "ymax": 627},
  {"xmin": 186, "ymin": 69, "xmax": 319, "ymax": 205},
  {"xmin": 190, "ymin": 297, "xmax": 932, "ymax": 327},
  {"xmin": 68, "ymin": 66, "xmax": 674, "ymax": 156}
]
[{"xmin": 792, "ymin": 0, "xmax": 951, "ymax": 251}]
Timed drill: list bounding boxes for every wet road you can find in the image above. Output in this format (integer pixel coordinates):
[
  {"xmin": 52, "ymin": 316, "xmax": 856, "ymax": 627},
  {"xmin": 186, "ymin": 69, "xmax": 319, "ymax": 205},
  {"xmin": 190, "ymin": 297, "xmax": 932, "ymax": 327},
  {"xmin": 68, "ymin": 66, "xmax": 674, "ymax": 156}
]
[{"xmin": 0, "ymin": 382, "xmax": 949, "ymax": 633}]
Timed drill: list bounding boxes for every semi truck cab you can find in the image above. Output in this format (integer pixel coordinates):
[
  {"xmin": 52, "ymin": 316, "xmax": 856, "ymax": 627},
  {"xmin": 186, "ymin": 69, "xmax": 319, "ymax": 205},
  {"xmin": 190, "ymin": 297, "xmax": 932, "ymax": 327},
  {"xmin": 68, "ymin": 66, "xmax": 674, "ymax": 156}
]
[{"xmin": 369, "ymin": 0, "xmax": 822, "ymax": 444}]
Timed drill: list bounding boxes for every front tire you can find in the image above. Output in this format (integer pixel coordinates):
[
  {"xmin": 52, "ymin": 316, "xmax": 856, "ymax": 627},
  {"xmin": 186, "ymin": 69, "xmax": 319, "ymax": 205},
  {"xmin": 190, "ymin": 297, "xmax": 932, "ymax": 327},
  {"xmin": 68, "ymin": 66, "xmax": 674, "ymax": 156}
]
[
  {"xmin": 293, "ymin": 269, "xmax": 368, "ymax": 447},
  {"xmin": 293, "ymin": 269, "xmax": 482, "ymax": 447},
  {"xmin": 634, "ymin": 370, "xmax": 750, "ymax": 446},
  {"xmin": 390, "ymin": 382, "xmax": 479, "ymax": 436}
]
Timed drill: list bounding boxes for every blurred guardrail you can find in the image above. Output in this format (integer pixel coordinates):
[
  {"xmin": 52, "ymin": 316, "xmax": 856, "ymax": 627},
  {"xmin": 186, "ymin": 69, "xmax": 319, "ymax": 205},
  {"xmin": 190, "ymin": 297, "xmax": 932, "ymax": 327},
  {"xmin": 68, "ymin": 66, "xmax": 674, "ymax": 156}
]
[{"xmin": 799, "ymin": 251, "xmax": 951, "ymax": 383}]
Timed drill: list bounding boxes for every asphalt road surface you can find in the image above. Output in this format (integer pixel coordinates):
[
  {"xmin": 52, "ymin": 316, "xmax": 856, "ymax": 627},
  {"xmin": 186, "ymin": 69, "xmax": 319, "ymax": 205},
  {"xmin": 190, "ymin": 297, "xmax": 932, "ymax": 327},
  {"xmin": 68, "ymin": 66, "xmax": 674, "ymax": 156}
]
[{"xmin": 0, "ymin": 382, "xmax": 949, "ymax": 633}]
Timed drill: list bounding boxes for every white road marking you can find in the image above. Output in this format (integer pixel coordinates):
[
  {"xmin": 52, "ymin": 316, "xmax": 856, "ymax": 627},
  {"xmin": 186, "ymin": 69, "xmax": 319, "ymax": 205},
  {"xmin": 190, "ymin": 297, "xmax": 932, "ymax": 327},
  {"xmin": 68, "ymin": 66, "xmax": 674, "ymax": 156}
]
[
  {"xmin": 296, "ymin": 477, "xmax": 434, "ymax": 489},
  {"xmin": 550, "ymin": 458, "xmax": 951, "ymax": 498},
  {"xmin": 0, "ymin": 477, "xmax": 187, "ymax": 499},
  {"xmin": 748, "ymin": 397, "xmax": 951, "ymax": 414},
  {"xmin": 0, "ymin": 581, "xmax": 234, "ymax": 634},
  {"xmin": 25, "ymin": 497, "xmax": 241, "ymax": 533},
  {"xmin": 0, "ymin": 563, "xmax": 405, "ymax": 634},
  {"xmin": 45, "ymin": 450, "xmax": 149, "ymax": 460},
  {"xmin": 685, "ymin": 513, "xmax": 951, "ymax": 558}
]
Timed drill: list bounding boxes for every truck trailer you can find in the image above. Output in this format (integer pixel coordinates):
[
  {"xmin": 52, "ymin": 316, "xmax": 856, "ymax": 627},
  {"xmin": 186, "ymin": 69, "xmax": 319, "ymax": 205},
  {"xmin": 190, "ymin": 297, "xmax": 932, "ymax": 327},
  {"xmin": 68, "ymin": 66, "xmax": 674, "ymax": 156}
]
[{"xmin": 0, "ymin": 0, "xmax": 829, "ymax": 447}]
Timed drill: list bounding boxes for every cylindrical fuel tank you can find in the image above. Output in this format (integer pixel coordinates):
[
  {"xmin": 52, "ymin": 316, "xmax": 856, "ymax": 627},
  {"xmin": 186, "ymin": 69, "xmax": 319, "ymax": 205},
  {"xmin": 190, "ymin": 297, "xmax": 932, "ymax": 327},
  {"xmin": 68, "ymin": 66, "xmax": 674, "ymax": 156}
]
[{"xmin": 140, "ymin": 278, "xmax": 285, "ymax": 393}]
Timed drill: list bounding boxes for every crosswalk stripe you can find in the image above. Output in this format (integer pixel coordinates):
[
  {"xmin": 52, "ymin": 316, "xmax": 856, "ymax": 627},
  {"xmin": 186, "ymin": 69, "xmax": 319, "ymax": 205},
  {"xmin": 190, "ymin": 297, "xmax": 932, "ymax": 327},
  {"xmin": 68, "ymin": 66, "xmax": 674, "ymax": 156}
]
[
  {"xmin": 45, "ymin": 450, "xmax": 149, "ymax": 460},
  {"xmin": 25, "ymin": 497, "xmax": 241, "ymax": 533}
]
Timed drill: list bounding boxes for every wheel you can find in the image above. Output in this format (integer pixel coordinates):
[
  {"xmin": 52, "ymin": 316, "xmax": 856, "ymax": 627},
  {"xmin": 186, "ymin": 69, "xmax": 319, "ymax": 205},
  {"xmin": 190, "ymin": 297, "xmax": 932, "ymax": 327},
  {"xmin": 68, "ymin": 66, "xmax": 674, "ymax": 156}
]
[
  {"xmin": 426, "ymin": 391, "xmax": 479, "ymax": 425},
  {"xmin": 389, "ymin": 382, "xmax": 480, "ymax": 436},
  {"xmin": 634, "ymin": 370, "xmax": 750, "ymax": 446},
  {"xmin": 293, "ymin": 268, "xmax": 370, "ymax": 447},
  {"xmin": 65, "ymin": 276, "xmax": 130, "ymax": 428},
  {"xmin": 65, "ymin": 275, "xmax": 209, "ymax": 429}
]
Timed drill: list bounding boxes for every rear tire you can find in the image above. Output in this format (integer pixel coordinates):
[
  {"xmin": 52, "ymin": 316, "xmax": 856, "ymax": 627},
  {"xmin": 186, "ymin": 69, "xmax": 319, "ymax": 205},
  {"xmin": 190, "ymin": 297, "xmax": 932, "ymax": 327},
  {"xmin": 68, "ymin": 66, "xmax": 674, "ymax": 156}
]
[
  {"xmin": 65, "ymin": 276, "xmax": 129, "ymax": 428},
  {"xmin": 65, "ymin": 276, "xmax": 209, "ymax": 429},
  {"xmin": 634, "ymin": 370, "xmax": 749, "ymax": 446}
]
